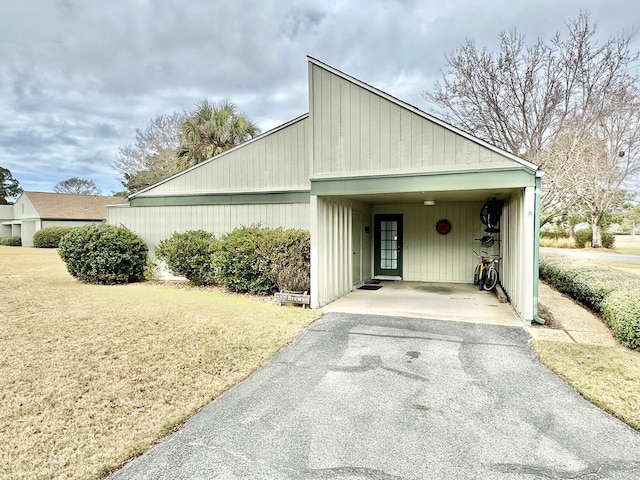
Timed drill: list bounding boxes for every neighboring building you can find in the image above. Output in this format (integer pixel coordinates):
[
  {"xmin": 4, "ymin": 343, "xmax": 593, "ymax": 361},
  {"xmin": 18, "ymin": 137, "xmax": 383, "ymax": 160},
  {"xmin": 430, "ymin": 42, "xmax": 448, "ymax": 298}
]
[
  {"xmin": 1, "ymin": 191, "xmax": 128, "ymax": 247},
  {"xmin": 107, "ymin": 57, "xmax": 542, "ymax": 321}
]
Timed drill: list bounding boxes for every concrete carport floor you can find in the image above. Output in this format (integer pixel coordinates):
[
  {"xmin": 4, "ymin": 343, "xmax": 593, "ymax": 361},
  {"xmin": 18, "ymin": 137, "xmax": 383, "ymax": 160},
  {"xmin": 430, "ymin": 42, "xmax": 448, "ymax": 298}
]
[
  {"xmin": 321, "ymin": 281, "xmax": 520, "ymax": 326},
  {"xmin": 109, "ymin": 313, "xmax": 640, "ymax": 480}
]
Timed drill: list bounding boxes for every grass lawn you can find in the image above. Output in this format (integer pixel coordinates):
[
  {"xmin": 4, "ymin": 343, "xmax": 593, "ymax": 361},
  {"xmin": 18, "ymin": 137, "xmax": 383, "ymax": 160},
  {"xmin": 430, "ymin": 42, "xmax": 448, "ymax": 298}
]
[
  {"xmin": 531, "ymin": 340, "xmax": 640, "ymax": 430},
  {"xmin": 614, "ymin": 243, "xmax": 640, "ymax": 255},
  {"xmin": 614, "ymin": 235, "xmax": 640, "ymax": 255},
  {"xmin": 0, "ymin": 246, "xmax": 321, "ymax": 480}
]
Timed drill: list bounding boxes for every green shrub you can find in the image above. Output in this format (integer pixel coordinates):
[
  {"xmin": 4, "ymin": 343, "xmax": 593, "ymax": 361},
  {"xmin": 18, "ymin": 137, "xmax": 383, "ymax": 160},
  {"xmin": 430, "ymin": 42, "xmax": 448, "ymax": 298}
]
[
  {"xmin": 33, "ymin": 226, "xmax": 77, "ymax": 248},
  {"xmin": 213, "ymin": 226, "xmax": 311, "ymax": 295},
  {"xmin": 214, "ymin": 225, "xmax": 273, "ymax": 294},
  {"xmin": 155, "ymin": 230, "xmax": 218, "ymax": 286},
  {"xmin": 269, "ymin": 229, "xmax": 310, "ymax": 292},
  {"xmin": 574, "ymin": 229, "xmax": 591, "ymax": 248},
  {"xmin": 540, "ymin": 227, "xmax": 568, "ymax": 239},
  {"xmin": 58, "ymin": 224, "xmax": 148, "ymax": 285},
  {"xmin": 144, "ymin": 257, "xmax": 160, "ymax": 281},
  {"xmin": 540, "ymin": 253, "xmax": 640, "ymax": 349},
  {"xmin": 601, "ymin": 291, "xmax": 640, "ymax": 349},
  {"xmin": 574, "ymin": 228, "xmax": 615, "ymax": 249},
  {"xmin": 0, "ymin": 236, "xmax": 21, "ymax": 246}
]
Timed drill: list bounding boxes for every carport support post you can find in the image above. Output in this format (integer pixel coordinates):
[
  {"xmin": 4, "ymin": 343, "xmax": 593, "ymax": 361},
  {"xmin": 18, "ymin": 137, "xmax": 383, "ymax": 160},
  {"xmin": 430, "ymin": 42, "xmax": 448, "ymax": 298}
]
[
  {"xmin": 310, "ymin": 194, "xmax": 320, "ymax": 309},
  {"xmin": 532, "ymin": 172, "xmax": 545, "ymax": 324}
]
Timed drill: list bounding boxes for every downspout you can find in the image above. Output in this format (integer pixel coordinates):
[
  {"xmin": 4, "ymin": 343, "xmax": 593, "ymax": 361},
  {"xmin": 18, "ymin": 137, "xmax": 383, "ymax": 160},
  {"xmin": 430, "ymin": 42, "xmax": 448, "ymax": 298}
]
[{"xmin": 532, "ymin": 170, "xmax": 545, "ymax": 324}]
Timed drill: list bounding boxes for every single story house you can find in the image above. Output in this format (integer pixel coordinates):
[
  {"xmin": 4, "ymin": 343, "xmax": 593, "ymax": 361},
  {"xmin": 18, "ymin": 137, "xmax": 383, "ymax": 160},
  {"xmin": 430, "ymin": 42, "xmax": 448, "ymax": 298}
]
[
  {"xmin": 1, "ymin": 191, "xmax": 128, "ymax": 247},
  {"xmin": 107, "ymin": 57, "xmax": 543, "ymax": 322}
]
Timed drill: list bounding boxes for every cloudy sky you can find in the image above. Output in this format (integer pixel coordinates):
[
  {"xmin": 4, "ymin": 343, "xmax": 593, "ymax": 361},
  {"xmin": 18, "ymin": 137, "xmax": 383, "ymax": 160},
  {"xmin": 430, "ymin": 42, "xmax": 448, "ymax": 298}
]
[{"xmin": 0, "ymin": 0, "xmax": 637, "ymax": 196}]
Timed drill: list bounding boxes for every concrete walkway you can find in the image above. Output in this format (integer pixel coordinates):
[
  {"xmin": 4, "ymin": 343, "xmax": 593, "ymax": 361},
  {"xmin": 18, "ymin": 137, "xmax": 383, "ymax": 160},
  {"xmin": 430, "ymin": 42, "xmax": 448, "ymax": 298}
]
[
  {"xmin": 110, "ymin": 312, "xmax": 640, "ymax": 480},
  {"xmin": 529, "ymin": 282, "xmax": 620, "ymax": 346}
]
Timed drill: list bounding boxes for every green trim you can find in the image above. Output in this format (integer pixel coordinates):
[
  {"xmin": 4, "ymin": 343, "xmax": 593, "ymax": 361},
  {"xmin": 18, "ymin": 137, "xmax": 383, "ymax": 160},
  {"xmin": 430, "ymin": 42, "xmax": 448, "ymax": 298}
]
[
  {"xmin": 130, "ymin": 191, "xmax": 311, "ymax": 207},
  {"xmin": 311, "ymin": 169, "xmax": 536, "ymax": 196},
  {"xmin": 532, "ymin": 175, "xmax": 544, "ymax": 324}
]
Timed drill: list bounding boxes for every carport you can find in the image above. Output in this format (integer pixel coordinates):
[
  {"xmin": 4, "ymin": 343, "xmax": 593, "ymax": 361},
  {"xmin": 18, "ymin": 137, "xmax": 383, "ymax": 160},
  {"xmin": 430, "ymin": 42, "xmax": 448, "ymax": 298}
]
[{"xmin": 307, "ymin": 57, "xmax": 541, "ymax": 322}]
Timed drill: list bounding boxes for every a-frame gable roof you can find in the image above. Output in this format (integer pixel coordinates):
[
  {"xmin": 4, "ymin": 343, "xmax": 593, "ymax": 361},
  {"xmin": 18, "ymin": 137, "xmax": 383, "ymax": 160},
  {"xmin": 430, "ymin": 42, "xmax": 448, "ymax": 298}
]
[
  {"xmin": 130, "ymin": 114, "xmax": 310, "ymax": 199},
  {"xmin": 307, "ymin": 56, "xmax": 538, "ymax": 174}
]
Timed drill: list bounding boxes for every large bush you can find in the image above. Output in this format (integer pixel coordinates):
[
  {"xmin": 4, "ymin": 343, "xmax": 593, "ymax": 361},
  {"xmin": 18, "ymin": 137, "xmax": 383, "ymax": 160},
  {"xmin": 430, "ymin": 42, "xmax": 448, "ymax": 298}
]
[
  {"xmin": 574, "ymin": 229, "xmax": 615, "ymax": 249},
  {"xmin": 269, "ymin": 229, "xmax": 310, "ymax": 292},
  {"xmin": 213, "ymin": 225, "xmax": 274, "ymax": 294},
  {"xmin": 155, "ymin": 230, "xmax": 218, "ymax": 286},
  {"xmin": 213, "ymin": 226, "xmax": 310, "ymax": 295},
  {"xmin": 58, "ymin": 224, "xmax": 148, "ymax": 285},
  {"xmin": 540, "ymin": 253, "xmax": 640, "ymax": 349},
  {"xmin": 33, "ymin": 226, "xmax": 77, "ymax": 248},
  {"xmin": 0, "ymin": 236, "xmax": 21, "ymax": 246}
]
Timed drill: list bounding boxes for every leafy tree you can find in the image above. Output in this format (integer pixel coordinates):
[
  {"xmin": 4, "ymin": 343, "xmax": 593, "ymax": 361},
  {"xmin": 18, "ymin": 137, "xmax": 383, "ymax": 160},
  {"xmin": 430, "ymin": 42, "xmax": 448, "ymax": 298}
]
[
  {"xmin": 425, "ymin": 12, "xmax": 640, "ymax": 246},
  {"xmin": 113, "ymin": 112, "xmax": 186, "ymax": 194},
  {"xmin": 177, "ymin": 100, "xmax": 260, "ymax": 169},
  {"xmin": 621, "ymin": 204, "xmax": 640, "ymax": 234},
  {"xmin": 53, "ymin": 177, "xmax": 102, "ymax": 195},
  {"xmin": 0, "ymin": 167, "xmax": 23, "ymax": 204}
]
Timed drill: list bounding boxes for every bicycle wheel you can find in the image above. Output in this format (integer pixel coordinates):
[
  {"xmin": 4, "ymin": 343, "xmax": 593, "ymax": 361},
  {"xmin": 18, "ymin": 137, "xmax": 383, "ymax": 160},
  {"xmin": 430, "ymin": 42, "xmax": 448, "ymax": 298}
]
[
  {"xmin": 483, "ymin": 267, "xmax": 499, "ymax": 291},
  {"xmin": 473, "ymin": 262, "xmax": 482, "ymax": 284}
]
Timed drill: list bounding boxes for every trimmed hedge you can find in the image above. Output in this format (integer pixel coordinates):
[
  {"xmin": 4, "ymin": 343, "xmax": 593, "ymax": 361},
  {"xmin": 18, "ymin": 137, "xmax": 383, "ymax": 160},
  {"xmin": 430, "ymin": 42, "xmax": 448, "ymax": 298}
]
[
  {"xmin": 33, "ymin": 226, "xmax": 77, "ymax": 248},
  {"xmin": 269, "ymin": 229, "xmax": 310, "ymax": 292},
  {"xmin": 0, "ymin": 236, "xmax": 21, "ymax": 246},
  {"xmin": 213, "ymin": 226, "xmax": 276, "ymax": 294},
  {"xmin": 155, "ymin": 230, "xmax": 218, "ymax": 286},
  {"xmin": 601, "ymin": 292, "xmax": 640, "ymax": 349},
  {"xmin": 155, "ymin": 226, "xmax": 310, "ymax": 295},
  {"xmin": 540, "ymin": 253, "xmax": 640, "ymax": 349},
  {"xmin": 58, "ymin": 224, "xmax": 148, "ymax": 285},
  {"xmin": 213, "ymin": 226, "xmax": 310, "ymax": 295}
]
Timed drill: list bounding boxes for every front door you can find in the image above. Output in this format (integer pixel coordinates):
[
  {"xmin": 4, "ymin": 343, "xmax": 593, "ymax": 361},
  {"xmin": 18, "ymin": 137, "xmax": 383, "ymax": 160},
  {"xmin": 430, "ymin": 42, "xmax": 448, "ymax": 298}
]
[{"xmin": 374, "ymin": 214, "xmax": 403, "ymax": 278}]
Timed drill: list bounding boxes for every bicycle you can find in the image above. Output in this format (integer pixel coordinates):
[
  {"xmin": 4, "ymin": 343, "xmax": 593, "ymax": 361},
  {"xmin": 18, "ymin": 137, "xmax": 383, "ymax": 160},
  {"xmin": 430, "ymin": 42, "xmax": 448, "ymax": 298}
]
[
  {"xmin": 472, "ymin": 250, "xmax": 489, "ymax": 286},
  {"xmin": 481, "ymin": 256, "xmax": 500, "ymax": 291}
]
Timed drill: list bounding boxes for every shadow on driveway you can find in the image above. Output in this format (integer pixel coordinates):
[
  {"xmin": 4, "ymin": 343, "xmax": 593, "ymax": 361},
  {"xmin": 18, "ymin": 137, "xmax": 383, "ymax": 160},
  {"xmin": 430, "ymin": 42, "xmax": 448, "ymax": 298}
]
[{"xmin": 110, "ymin": 313, "xmax": 640, "ymax": 479}]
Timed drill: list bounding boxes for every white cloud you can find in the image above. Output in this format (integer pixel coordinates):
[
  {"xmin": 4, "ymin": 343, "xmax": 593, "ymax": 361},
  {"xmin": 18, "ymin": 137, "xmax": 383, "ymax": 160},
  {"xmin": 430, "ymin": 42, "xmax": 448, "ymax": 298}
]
[{"xmin": 0, "ymin": 0, "xmax": 636, "ymax": 193}]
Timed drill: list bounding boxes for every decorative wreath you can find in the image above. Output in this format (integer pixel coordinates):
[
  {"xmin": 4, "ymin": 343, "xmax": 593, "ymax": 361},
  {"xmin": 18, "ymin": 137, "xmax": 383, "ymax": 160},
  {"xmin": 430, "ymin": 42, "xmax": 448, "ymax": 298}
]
[{"xmin": 435, "ymin": 219, "xmax": 452, "ymax": 236}]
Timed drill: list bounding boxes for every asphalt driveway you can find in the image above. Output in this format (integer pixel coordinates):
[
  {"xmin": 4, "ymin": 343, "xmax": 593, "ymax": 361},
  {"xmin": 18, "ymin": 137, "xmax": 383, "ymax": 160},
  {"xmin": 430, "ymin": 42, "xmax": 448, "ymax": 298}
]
[{"xmin": 110, "ymin": 313, "xmax": 640, "ymax": 479}]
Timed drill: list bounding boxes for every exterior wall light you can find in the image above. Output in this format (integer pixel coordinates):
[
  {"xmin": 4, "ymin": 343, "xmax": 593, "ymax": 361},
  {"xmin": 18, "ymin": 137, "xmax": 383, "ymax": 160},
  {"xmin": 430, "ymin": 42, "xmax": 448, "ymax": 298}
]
[{"xmin": 423, "ymin": 200, "xmax": 435, "ymax": 206}]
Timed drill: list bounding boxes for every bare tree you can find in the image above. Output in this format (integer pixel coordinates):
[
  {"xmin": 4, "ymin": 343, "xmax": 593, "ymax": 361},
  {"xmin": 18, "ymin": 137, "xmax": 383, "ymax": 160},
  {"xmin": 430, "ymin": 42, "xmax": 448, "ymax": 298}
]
[
  {"xmin": 425, "ymin": 12, "xmax": 640, "ymax": 245},
  {"xmin": 53, "ymin": 177, "xmax": 102, "ymax": 195},
  {"xmin": 114, "ymin": 112, "xmax": 185, "ymax": 194}
]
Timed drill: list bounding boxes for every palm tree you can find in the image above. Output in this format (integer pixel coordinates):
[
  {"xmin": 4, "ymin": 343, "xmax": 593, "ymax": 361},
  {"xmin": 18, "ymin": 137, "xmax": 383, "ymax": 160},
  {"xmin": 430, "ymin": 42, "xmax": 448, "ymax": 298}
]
[{"xmin": 177, "ymin": 100, "xmax": 260, "ymax": 168}]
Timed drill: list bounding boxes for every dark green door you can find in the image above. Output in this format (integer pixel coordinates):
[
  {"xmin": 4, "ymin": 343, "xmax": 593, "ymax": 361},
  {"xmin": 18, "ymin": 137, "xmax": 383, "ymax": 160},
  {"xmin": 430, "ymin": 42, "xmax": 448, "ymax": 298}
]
[{"xmin": 374, "ymin": 214, "xmax": 403, "ymax": 277}]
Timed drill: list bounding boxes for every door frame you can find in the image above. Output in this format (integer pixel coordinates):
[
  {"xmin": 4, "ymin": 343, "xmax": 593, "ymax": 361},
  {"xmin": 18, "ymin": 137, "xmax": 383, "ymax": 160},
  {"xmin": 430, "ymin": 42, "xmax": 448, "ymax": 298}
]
[
  {"xmin": 373, "ymin": 213, "xmax": 403, "ymax": 278},
  {"xmin": 352, "ymin": 211, "xmax": 363, "ymax": 287}
]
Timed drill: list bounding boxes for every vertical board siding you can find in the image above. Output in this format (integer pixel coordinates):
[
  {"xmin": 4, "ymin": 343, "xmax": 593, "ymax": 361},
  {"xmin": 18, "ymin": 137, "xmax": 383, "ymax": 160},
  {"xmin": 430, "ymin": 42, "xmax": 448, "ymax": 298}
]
[
  {"xmin": 315, "ymin": 197, "xmax": 352, "ymax": 307},
  {"xmin": 373, "ymin": 202, "xmax": 491, "ymax": 283},
  {"xmin": 107, "ymin": 204, "xmax": 310, "ymax": 253},
  {"xmin": 500, "ymin": 190, "xmax": 528, "ymax": 319},
  {"xmin": 310, "ymin": 64, "xmax": 516, "ymax": 178},
  {"xmin": 136, "ymin": 117, "xmax": 310, "ymax": 197},
  {"xmin": 500, "ymin": 191, "xmax": 526, "ymax": 318}
]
